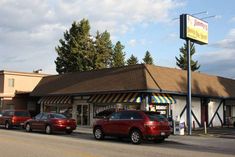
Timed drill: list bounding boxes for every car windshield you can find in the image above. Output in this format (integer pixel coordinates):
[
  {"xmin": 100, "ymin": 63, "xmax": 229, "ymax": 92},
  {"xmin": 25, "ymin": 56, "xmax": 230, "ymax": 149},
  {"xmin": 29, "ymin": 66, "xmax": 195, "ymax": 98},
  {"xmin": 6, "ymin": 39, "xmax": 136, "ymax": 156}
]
[
  {"xmin": 14, "ymin": 111, "xmax": 30, "ymax": 117},
  {"xmin": 50, "ymin": 113, "xmax": 67, "ymax": 119},
  {"xmin": 144, "ymin": 112, "xmax": 167, "ymax": 121}
]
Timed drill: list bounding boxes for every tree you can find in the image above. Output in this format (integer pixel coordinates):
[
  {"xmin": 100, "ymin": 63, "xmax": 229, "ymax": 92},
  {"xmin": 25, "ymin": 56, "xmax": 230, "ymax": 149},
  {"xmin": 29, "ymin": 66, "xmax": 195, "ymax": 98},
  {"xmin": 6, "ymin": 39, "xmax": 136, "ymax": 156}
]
[
  {"xmin": 127, "ymin": 54, "xmax": 139, "ymax": 65},
  {"xmin": 175, "ymin": 42, "xmax": 200, "ymax": 71},
  {"xmin": 94, "ymin": 31, "xmax": 113, "ymax": 69},
  {"xmin": 112, "ymin": 41, "xmax": 125, "ymax": 67},
  {"xmin": 143, "ymin": 50, "xmax": 154, "ymax": 65},
  {"xmin": 55, "ymin": 19, "xmax": 95, "ymax": 74}
]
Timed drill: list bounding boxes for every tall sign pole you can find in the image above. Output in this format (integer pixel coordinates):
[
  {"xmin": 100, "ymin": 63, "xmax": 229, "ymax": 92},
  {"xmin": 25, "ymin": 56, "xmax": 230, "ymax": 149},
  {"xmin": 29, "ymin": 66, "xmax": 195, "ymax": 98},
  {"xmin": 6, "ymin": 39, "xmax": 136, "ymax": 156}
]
[
  {"xmin": 186, "ymin": 39, "xmax": 192, "ymax": 135},
  {"xmin": 180, "ymin": 14, "xmax": 208, "ymax": 135}
]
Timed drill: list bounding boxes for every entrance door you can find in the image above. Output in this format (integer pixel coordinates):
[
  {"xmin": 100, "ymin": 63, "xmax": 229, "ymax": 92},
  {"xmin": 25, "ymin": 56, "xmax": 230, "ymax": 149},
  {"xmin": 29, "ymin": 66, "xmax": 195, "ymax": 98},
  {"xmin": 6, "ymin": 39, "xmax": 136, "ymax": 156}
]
[
  {"xmin": 77, "ymin": 104, "xmax": 89, "ymax": 126},
  {"xmin": 201, "ymin": 99, "xmax": 208, "ymax": 126}
]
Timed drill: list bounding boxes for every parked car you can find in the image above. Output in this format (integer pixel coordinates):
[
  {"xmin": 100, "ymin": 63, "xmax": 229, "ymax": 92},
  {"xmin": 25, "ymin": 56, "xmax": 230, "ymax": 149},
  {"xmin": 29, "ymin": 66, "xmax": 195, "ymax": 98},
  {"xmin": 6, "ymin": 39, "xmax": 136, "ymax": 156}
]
[
  {"xmin": 24, "ymin": 112, "xmax": 77, "ymax": 134},
  {"xmin": 0, "ymin": 110, "xmax": 31, "ymax": 129},
  {"xmin": 93, "ymin": 110, "xmax": 171, "ymax": 144}
]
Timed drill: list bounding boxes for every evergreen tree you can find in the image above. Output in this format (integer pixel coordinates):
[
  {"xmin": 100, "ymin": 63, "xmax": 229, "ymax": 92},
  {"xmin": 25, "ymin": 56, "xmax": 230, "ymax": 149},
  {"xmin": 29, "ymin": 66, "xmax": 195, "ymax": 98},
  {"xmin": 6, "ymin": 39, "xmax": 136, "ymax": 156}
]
[
  {"xmin": 143, "ymin": 50, "xmax": 154, "ymax": 65},
  {"xmin": 55, "ymin": 19, "xmax": 95, "ymax": 74},
  {"xmin": 127, "ymin": 54, "xmax": 139, "ymax": 65},
  {"xmin": 175, "ymin": 42, "xmax": 200, "ymax": 71},
  {"xmin": 112, "ymin": 41, "xmax": 125, "ymax": 67},
  {"xmin": 94, "ymin": 31, "xmax": 113, "ymax": 69}
]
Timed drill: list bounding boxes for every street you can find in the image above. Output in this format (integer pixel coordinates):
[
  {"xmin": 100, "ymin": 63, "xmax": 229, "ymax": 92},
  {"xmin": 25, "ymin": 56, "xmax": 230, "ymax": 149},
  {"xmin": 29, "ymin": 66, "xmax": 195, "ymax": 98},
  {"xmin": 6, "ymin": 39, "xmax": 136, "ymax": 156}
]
[{"xmin": 0, "ymin": 129, "xmax": 234, "ymax": 157}]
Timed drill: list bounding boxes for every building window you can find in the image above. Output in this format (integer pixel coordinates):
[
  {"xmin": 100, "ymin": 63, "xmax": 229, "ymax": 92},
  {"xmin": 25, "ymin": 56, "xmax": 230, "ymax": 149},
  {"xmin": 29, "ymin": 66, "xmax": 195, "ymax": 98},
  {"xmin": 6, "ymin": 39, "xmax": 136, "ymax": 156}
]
[{"xmin": 8, "ymin": 78, "xmax": 15, "ymax": 87}]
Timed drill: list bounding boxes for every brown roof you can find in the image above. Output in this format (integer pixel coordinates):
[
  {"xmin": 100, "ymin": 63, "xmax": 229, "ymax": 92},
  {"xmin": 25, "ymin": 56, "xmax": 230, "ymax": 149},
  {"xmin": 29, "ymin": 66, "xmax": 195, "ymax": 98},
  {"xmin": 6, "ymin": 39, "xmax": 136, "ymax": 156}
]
[{"xmin": 31, "ymin": 64, "xmax": 235, "ymax": 99}]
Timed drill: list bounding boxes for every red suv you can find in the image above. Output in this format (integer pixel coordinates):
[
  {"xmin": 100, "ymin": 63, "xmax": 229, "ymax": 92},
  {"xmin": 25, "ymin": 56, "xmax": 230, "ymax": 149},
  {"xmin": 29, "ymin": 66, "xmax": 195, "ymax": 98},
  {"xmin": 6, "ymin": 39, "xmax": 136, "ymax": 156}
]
[
  {"xmin": 0, "ymin": 110, "xmax": 31, "ymax": 129},
  {"xmin": 93, "ymin": 110, "xmax": 171, "ymax": 144}
]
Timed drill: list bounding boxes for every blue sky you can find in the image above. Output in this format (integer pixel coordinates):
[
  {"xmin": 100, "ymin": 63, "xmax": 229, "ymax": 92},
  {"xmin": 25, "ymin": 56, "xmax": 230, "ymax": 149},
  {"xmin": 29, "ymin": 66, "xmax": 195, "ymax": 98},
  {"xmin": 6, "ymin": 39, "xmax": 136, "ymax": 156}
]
[{"xmin": 0, "ymin": 0, "xmax": 235, "ymax": 79}]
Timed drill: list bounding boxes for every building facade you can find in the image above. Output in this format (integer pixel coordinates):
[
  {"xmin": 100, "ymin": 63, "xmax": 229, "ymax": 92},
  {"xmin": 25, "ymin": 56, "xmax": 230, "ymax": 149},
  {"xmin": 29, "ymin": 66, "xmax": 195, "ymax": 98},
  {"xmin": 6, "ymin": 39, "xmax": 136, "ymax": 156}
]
[
  {"xmin": 0, "ymin": 70, "xmax": 47, "ymax": 114},
  {"xmin": 31, "ymin": 64, "xmax": 235, "ymax": 128}
]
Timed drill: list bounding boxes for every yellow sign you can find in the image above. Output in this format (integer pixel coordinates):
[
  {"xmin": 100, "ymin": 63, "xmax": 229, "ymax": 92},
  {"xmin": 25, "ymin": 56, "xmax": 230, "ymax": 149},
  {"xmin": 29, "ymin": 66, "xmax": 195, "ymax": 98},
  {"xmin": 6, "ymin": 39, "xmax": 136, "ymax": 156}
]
[{"xmin": 186, "ymin": 15, "xmax": 208, "ymax": 44}]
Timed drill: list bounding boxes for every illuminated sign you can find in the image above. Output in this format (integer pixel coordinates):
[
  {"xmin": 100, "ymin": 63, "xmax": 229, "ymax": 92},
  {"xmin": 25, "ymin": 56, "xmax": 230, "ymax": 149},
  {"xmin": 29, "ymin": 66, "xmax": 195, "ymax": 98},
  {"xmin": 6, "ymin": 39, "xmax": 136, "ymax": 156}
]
[{"xmin": 180, "ymin": 14, "xmax": 208, "ymax": 45}]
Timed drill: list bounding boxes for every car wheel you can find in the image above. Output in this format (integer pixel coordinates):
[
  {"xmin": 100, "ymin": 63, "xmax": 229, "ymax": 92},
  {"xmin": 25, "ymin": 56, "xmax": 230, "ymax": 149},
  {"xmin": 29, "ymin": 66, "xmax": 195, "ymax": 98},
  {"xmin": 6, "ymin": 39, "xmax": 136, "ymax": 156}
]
[
  {"xmin": 5, "ymin": 121, "xmax": 11, "ymax": 129},
  {"xmin": 45, "ymin": 125, "xmax": 52, "ymax": 134},
  {"xmin": 25, "ymin": 123, "xmax": 32, "ymax": 132},
  {"xmin": 130, "ymin": 129, "xmax": 142, "ymax": 144},
  {"xmin": 66, "ymin": 130, "xmax": 73, "ymax": 134},
  {"xmin": 93, "ymin": 127, "xmax": 104, "ymax": 140}
]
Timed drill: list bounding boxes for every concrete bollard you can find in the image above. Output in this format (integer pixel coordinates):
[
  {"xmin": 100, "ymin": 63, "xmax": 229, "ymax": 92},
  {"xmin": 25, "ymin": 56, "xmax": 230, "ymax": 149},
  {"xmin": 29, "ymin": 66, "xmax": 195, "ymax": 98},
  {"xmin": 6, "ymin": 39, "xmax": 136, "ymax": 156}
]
[{"xmin": 204, "ymin": 121, "xmax": 207, "ymax": 134}]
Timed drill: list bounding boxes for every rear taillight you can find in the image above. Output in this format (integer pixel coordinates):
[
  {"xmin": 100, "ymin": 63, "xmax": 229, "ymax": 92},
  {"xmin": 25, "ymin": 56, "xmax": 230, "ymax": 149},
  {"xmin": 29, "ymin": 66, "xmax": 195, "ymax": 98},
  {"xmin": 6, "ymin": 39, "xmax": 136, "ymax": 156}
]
[
  {"xmin": 54, "ymin": 120, "xmax": 64, "ymax": 125},
  {"xmin": 12, "ymin": 116, "xmax": 16, "ymax": 123}
]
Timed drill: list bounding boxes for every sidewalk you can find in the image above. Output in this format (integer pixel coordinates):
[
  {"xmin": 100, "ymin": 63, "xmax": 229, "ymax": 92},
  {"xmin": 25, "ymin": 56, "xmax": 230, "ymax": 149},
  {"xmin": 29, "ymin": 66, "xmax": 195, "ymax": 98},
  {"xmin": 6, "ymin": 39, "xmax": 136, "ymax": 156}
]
[
  {"xmin": 191, "ymin": 127, "xmax": 235, "ymax": 139},
  {"xmin": 74, "ymin": 126, "xmax": 235, "ymax": 139},
  {"xmin": 74, "ymin": 126, "xmax": 92, "ymax": 134}
]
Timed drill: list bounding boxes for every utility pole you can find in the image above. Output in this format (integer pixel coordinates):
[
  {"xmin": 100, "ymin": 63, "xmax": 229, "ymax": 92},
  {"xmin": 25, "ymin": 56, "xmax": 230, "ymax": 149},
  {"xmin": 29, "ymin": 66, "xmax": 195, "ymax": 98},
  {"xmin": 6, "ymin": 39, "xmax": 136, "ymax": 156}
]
[{"xmin": 186, "ymin": 39, "xmax": 192, "ymax": 135}]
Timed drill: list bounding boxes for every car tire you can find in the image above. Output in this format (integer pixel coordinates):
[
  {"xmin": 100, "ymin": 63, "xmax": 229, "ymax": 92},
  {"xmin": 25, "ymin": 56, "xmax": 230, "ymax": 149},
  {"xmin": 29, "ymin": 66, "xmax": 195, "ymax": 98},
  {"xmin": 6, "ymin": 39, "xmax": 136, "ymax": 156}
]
[
  {"xmin": 93, "ymin": 127, "xmax": 104, "ymax": 140},
  {"xmin": 45, "ymin": 125, "xmax": 52, "ymax": 134},
  {"xmin": 25, "ymin": 123, "xmax": 32, "ymax": 132},
  {"xmin": 5, "ymin": 121, "xmax": 11, "ymax": 129},
  {"xmin": 66, "ymin": 130, "xmax": 73, "ymax": 134},
  {"xmin": 130, "ymin": 129, "xmax": 142, "ymax": 144}
]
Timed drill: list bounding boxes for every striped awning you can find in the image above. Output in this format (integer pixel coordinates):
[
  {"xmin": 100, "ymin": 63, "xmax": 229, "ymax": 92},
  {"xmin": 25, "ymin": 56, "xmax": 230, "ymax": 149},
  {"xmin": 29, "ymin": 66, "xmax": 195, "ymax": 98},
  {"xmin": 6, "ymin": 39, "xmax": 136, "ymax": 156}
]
[
  {"xmin": 88, "ymin": 93, "xmax": 142, "ymax": 103},
  {"xmin": 38, "ymin": 96, "xmax": 72, "ymax": 105},
  {"xmin": 151, "ymin": 93, "xmax": 176, "ymax": 104}
]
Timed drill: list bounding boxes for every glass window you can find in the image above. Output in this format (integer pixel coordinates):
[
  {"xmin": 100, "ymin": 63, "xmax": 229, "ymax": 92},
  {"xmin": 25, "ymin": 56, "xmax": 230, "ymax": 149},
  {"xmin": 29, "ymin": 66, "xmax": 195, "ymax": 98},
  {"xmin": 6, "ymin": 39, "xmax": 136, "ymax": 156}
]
[
  {"xmin": 109, "ymin": 112, "xmax": 121, "ymax": 120},
  {"xmin": 8, "ymin": 111, "xmax": 14, "ymax": 116},
  {"xmin": 130, "ymin": 112, "xmax": 143, "ymax": 120},
  {"xmin": 119, "ymin": 112, "xmax": 143, "ymax": 120},
  {"xmin": 95, "ymin": 108, "xmax": 115, "ymax": 118},
  {"xmin": 144, "ymin": 112, "xmax": 167, "ymax": 121},
  {"xmin": 14, "ymin": 111, "xmax": 30, "ymax": 117},
  {"xmin": 49, "ymin": 113, "xmax": 66, "ymax": 119},
  {"xmin": 41, "ymin": 113, "xmax": 48, "ymax": 120},
  {"xmin": 8, "ymin": 78, "xmax": 15, "ymax": 87},
  {"xmin": 3, "ymin": 111, "xmax": 9, "ymax": 116},
  {"xmin": 120, "ymin": 112, "xmax": 131, "ymax": 119},
  {"xmin": 35, "ymin": 113, "xmax": 43, "ymax": 120}
]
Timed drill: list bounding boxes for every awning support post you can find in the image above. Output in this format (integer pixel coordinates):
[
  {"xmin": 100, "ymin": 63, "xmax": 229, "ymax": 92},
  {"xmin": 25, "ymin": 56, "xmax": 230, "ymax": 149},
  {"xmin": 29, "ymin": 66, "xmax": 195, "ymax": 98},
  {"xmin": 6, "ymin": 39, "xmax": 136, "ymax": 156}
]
[
  {"xmin": 40, "ymin": 103, "xmax": 44, "ymax": 113},
  {"xmin": 145, "ymin": 94, "xmax": 149, "ymax": 111}
]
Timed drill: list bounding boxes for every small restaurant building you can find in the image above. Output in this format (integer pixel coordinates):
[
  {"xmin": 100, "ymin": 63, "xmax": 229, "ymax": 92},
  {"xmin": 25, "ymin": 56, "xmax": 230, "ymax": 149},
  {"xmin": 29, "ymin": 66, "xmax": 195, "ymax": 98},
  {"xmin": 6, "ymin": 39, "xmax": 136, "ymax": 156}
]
[{"xmin": 31, "ymin": 64, "xmax": 235, "ymax": 128}]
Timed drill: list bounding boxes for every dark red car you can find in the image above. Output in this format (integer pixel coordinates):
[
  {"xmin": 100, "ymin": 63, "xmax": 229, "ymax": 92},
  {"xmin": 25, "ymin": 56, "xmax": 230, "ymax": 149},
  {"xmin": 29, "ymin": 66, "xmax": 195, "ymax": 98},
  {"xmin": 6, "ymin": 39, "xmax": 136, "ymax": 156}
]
[
  {"xmin": 93, "ymin": 110, "xmax": 171, "ymax": 144},
  {"xmin": 0, "ymin": 110, "xmax": 31, "ymax": 129},
  {"xmin": 24, "ymin": 112, "xmax": 77, "ymax": 134}
]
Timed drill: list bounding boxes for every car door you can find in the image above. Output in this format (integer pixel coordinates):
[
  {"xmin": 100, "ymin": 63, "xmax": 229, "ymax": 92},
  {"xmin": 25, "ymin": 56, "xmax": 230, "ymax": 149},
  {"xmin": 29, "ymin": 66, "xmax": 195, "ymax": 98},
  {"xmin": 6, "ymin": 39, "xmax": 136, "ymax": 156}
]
[
  {"xmin": 119, "ymin": 111, "xmax": 133, "ymax": 135},
  {"xmin": 37, "ymin": 113, "xmax": 49, "ymax": 131},
  {"xmin": 31, "ymin": 113, "xmax": 43, "ymax": 130},
  {"xmin": 103, "ymin": 112, "xmax": 121, "ymax": 135}
]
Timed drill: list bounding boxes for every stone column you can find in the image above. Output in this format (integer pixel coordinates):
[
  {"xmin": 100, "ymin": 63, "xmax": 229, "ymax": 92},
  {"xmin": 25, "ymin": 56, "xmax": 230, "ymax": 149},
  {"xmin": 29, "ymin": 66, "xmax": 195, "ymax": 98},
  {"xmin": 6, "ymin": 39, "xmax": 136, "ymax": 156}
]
[
  {"xmin": 40, "ymin": 104, "xmax": 44, "ymax": 113},
  {"xmin": 72, "ymin": 104, "xmax": 77, "ymax": 122},
  {"xmin": 140, "ymin": 94, "xmax": 149, "ymax": 111},
  {"xmin": 89, "ymin": 104, "xmax": 93, "ymax": 126}
]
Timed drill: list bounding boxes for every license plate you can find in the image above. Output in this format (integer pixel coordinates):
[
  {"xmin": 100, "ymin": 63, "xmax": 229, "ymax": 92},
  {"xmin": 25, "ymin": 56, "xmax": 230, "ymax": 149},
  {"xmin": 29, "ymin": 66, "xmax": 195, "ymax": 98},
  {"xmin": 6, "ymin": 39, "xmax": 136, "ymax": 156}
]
[
  {"xmin": 66, "ymin": 126, "xmax": 71, "ymax": 129},
  {"xmin": 161, "ymin": 132, "xmax": 165, "ymax": 136}
]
